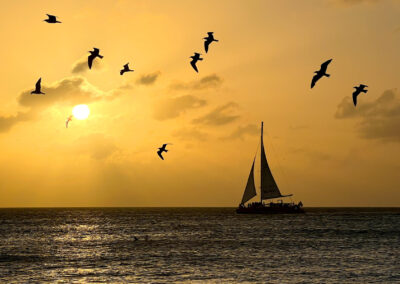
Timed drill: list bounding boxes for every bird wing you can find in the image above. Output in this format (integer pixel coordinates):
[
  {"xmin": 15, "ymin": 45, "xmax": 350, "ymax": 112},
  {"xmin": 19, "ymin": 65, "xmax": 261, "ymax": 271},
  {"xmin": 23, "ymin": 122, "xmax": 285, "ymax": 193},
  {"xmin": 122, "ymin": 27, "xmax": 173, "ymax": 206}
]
[
  {"xmin": 204, "ymin": 40, "xmax": 210, "ymax": 53},
  {"xmin": 93, "ymin": 48, "xmax": 99, "ymax": 52},
  {"xmin": 35, "ymin": 78, "xmax": 42, "ymax": 91},
  {"xmin": 320, "ymin": 59, "xmax": 332, "ymax": 73},
  {"xmin": 352, "ymin": 91, "xmax": 358, "ymax": 106},
  {"xmin": 88, "ymin": 54, "xmax": 95, "ymax": 69},
  {"xmin": 190, "ymin": 60, "xmax": 198, "ymax": 72},
  {"xmin": 124, "ymin": 64, "xmax": 129, "ymax": 69},
  {"xmin": 157, "ymin": 150, "xmax": 164, "ymax": 160},
  {"xmin": 311, "ymin": 74, "xmax": 320, "ymax": 89}
]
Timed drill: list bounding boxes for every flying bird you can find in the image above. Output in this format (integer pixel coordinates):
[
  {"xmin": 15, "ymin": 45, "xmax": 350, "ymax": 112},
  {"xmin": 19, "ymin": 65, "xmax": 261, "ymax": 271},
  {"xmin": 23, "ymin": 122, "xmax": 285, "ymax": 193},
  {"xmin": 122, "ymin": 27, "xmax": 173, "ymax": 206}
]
[
  {"xmin": 31, "ymin": 78, "xmax": 45, "ymax": 95},
  {"xmin": 352, "ymin": 84, "xmax": 368, "ymax": 106},
  {"xmin": 66, "ymin": 115, "xmax": 72, "ymax": 128},
  {"xmin": 157, "ymin": 144, "xmax": 171, "ymax": 160},
  {"xmin": 204, "ymin": 32, "xmax": 219, "ymax": 53},
  {"xmin": 190, "ymin": 53, "xmax": 203, "ymax": 73},
  {"xmin": 88, "ymin": 48, "xmax": 103, "ymax": 69},
  {"xmin": 120, "ymin": 63, "xmax": 134, "ymax": 75},
  {"xmin": 44, "ymin": 14, "xmax": 61, "ymax": 24},
  {"xmin": 311, "ymin": 59, "xmax": 332, "ymax": 89}
]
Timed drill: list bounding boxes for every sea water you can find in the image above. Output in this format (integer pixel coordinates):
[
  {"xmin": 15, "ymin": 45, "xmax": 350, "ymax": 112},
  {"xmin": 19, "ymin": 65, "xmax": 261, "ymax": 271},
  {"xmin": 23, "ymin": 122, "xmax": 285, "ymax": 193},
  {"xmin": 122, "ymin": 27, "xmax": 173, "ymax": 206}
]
[{"xmin": 0, "ymin": 208, "xmax": 399, "ymax": 283}]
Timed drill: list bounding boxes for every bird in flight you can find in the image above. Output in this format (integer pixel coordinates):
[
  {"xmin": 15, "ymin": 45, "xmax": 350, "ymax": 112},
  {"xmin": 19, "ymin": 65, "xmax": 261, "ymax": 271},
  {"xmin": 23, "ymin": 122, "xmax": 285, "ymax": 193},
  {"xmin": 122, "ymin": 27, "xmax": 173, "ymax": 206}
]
[
  {"xmin": 31, "ymin": 78, "xmax": 45, "ymax": 95},
  {"xmin": 44, "ymin": 14, "xmax": 61, "ymax": 24},
  {"xmin": 88, "ymin": 48, "xmax": 103, "ymax": 69},
  {"xmin": 66, "ymin": 115, "xmax": 72, "ymax": 128},
  {"xmin": 190, "ymin": 53, "xmax": 203, "ymax": 73},
  {"xmin": 120, "ymin": 63, "xmax": 134, "ymax": 75},
  {"xmin": 204, "ymin": 32, "xmax": 219, "ymax": 53},
  {"xmin": 352, "ymin": 84, "xmax": 368, "ymax": 106},
  {"xmin": 311, "ymin": 59, "xmax": 332, "ymax": 89},
  {"xmin": 157, "ymin": 144, "xmax": 171, "ymax": 160}
]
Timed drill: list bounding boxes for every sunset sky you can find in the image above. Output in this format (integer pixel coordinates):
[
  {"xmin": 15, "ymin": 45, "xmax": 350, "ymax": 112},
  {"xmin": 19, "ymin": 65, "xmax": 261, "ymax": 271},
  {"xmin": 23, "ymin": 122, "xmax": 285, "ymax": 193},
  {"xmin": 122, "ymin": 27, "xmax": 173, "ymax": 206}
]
[{"xmin": 1, "ymin": 0, "xmax": 400, "ymax": 207}]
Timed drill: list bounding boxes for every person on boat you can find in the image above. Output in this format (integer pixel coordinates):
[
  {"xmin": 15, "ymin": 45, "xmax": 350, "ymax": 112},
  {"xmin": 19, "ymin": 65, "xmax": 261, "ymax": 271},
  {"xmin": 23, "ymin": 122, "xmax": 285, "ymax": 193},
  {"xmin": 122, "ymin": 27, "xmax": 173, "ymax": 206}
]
[{"xmin": 298, "ymin": 201, "xmax": 303, "ymax": 208}]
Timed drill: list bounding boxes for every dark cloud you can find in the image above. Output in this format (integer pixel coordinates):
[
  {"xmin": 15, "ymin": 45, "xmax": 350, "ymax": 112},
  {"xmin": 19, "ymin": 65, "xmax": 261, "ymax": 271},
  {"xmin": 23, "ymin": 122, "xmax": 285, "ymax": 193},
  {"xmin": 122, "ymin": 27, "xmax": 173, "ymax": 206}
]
[
  {"xmin": 172, "ymin": 127, "xmax": 208, "ymax": 141},
  {"xmin": 153, "ymin": 95, "xmax": 207, "ymax": 120},
  {"xmin": 335, "ymin": 89, "xmax": 400, "ymax": 142},
  {"xmin": 169, "ymin": 74, "xmax": 222, "ymax": 91},
  {"xmin": 0, "ymin": 76, "xmax": 107, "ymax": 133},
  {"xmin": 136, "ymin": 71, "xmax": 161, "ymax": 86},
  {"xmin": 71, "ymin": 57, "xmax": 103, "ymax": 74},
  {"xmin": 192, "ymin": 102, "xmax": 240, "ymax": 126},
  {"xmin": 223, "ymin": 124, "xmax": 258, "ymax": 140}
]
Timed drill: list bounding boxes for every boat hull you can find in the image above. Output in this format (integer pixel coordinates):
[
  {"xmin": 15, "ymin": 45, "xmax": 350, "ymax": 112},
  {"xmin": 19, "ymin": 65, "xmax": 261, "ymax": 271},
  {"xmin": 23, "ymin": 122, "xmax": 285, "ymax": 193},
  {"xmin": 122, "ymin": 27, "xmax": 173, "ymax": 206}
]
[{"xmin": 236, "ymin": 205, "xmax": 305, "ymax": 214}]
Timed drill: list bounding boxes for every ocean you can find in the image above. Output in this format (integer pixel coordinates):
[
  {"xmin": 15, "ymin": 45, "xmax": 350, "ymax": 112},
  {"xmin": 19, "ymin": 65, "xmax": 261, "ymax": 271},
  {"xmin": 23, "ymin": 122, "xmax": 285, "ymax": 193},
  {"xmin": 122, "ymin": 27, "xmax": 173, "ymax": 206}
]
[{"xmin": 0, "ymin": 208, "xmax": 399, "ymax": 283}]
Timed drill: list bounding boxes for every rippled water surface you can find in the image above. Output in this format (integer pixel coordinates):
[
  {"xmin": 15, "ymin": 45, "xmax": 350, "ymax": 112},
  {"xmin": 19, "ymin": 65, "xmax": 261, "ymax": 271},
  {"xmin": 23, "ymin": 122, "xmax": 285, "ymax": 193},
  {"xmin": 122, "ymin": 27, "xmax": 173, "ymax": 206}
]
[{"xmin": 0, "ymin": 208, "xmax": 399, "ymax": 283}]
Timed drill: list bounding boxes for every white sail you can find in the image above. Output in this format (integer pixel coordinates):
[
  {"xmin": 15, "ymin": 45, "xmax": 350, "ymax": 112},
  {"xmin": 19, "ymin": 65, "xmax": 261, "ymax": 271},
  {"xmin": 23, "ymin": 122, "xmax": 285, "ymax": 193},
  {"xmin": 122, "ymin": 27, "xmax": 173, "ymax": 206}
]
[
  {"xmin": 260, "ymin": 123, "xmax": 283, "ymax": 200},
  {"xmin": 241, "ymin": 159, "xmax": 257, "ymax": 204}
]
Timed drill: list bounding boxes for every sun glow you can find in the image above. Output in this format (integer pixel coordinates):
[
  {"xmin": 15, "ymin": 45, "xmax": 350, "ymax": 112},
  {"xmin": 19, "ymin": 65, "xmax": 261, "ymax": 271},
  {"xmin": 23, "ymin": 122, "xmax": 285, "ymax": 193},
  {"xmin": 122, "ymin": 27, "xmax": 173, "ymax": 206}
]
[{"xmin": 72, "ymin": 104, "xmax": 90, "ymax": 120}]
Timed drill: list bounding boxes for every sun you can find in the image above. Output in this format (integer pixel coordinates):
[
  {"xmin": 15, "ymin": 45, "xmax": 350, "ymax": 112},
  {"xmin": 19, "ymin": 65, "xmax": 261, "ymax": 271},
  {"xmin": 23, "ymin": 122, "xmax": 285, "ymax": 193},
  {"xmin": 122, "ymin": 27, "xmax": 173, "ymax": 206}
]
[{"xmin": 72, "ymin": 104, "xmax": 90, "ymax": 120}]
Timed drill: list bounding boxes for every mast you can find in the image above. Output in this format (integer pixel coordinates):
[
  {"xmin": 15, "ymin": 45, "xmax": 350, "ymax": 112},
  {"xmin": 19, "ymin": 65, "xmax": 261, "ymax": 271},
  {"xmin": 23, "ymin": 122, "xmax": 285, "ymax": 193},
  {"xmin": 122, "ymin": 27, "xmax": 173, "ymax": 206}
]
[{"xmin": 260, "ymin": 122, "xmax": 263, "ymax": 203}]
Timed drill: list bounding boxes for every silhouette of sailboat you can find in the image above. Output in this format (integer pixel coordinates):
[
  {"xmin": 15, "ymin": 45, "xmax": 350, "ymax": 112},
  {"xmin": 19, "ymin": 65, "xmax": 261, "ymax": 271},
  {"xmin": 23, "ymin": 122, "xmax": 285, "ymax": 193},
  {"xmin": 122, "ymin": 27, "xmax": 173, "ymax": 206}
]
[{"xmin": 236, "ymin": 122, "xmax": 304, "ymax": 214}]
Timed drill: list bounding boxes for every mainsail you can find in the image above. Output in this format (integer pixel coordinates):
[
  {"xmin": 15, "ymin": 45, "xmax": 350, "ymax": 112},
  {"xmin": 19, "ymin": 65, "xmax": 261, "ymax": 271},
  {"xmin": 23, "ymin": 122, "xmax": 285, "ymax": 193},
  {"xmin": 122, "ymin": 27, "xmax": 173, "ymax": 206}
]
[
  {"xmin": 240, "ymin": 122, "xmax": 292, "ymax": 204},
  {"xmin": 241, "ymin": 159, "xmax": 257, "ymax": 204},
  {"xmin": 260, "ymin": 124, "xmax": 282, "ymax": 200}
]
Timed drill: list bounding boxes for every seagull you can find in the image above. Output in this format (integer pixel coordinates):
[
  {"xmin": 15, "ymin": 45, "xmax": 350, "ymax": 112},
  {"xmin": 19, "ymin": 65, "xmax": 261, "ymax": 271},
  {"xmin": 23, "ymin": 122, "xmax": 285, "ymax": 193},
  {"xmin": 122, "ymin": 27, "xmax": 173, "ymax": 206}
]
[
  {"xmin": 352, "ymin": 84, "xmax": 368, "ymax": 106},
  {"xmin": 31, "ymin": 78, "xmax": 45, "ymax": 95},
  {"xmin": 157, "ymin": 144, "xmax": 171, "ymax": 160},
  {"xmin": 88, "ymin": 48, "xmax": 103, "ymax": 69},
  {"xmin": 44, "ymin": 14, "xmax": 61, "ymax": 24},
  {"xmin": 66, "ymin": 115, "xmax": 72, "ymax": 128},
  {"xmin": 311, "ymin": 59, "xmax": 332, "ymax": 89},
  {"xmin": 204, "ymin": 32, "xmax": 218, "ymax": 53},
  {"xmin": 190, "ymin": 53, "xmax": 203, "ymax": 73},
  {"xmin": 120, "ymin": 63, "xmax": 134, "ymax": 75}
]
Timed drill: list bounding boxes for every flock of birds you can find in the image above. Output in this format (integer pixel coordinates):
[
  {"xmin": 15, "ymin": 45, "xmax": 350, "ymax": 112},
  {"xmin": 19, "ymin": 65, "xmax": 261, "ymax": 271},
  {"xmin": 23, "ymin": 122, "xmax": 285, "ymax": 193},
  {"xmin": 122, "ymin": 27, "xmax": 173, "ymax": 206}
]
[
  {"xmin": 30, "ymin": 14, "xmax": 367, "ymax": 161},
  {"xmin": 30, "ymin": 15, "xmax": 221, "ymax": 160},
  {"xmin": 311, "ymin": 59, "xmax": 368, "ymax": 106},
  {"xmin": 190, "ymin": 32, "xmax": 219, "ymax": 72}
]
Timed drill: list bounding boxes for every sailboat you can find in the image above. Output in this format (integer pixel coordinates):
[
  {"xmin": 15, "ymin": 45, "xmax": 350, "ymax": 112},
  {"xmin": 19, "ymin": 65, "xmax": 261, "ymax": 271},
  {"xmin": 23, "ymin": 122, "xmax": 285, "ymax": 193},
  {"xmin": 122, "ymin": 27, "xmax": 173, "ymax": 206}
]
[{"xmin": 236, "ymin": 122, "xmax": 304, "ymax": 214}]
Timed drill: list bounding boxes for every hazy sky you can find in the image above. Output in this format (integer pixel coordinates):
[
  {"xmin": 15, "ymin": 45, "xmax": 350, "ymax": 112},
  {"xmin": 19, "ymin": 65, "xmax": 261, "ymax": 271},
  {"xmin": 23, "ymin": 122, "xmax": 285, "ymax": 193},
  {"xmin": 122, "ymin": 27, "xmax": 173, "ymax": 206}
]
[{"xmin": 1, "ymin": 0, "xmax": 400, "ymax": 207}]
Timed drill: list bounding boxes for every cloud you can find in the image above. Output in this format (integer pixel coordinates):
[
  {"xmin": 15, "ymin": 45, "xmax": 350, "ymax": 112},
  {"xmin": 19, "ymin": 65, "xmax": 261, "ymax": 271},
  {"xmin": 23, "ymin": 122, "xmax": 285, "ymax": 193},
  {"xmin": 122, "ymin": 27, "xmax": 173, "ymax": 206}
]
[
  {"xmin": 335, "ymin": 89, "xmax": 400, "ymax": 142},
  {"xmin": 136, "ymin": 71, "xmax": 161, "ymax": 86},
  {"xmin": 0, "ymin": 111, "xmax": 35, "ymax": 132},
  {"xmin": 18, "ymin": 76, "xmax": 103, "ymax": 109},
  {"xmin": 153, "ymin": 95, "xmax": 207, "ymax": 121},
  {"xmin": 223, "ymin": 124, "xmax": 259, "ymax": 140},
  {"xmin": 73, "ymin": 133, "xmax": 119, "ymax": 160},
  {"xmin": 71, "ymin": 57, "xmax": 103, "ymax": 74},
  {"xmin": 172, "ymin": 127, "xmax": 208, "ymax": 141},
  {"xmin": 335, "ymin": 0, "xmax": 379, "ymax": 5},
  {"xmin": 192, "ymin": 102, "xmax": 240, "ymax": 126},
  {"xmin": 0, "ymin": 76, "xmax": 108, "ymax": 133},
  {"xmin": 169, "ymin": 74, "xmax": 222, "ymax": 91}
]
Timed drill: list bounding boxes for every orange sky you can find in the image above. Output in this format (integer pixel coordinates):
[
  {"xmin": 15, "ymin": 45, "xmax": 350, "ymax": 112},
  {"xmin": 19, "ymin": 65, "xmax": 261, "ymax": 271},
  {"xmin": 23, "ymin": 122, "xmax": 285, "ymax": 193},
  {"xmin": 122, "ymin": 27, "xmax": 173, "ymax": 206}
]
[{"xmin": 1, "ymin": 0, "xmax": 400, "ymax": 207}]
